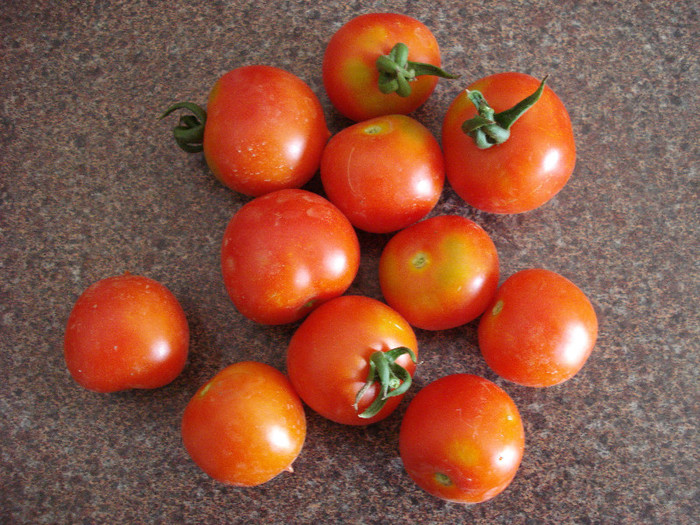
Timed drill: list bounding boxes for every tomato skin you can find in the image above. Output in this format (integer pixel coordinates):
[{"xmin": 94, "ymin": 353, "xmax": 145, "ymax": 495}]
[
  {"xmin": 286, "ymin": 295, "xmax": 418, "ymax": 425},
  {"xmin": 221, "ymin": 189, "xmax": 360, "ymax": 325},
  {"xmin": 203, "ymin": 65, "xmax": 330, "ymax": 196},
  {"xmin": 379, "ymin": 215, "xmax": 499, "ymax": 330},
  {"xmin": 399, "ymin": 374, "xmax": 524, "ymax": 504},
  {"xmin": 478, "ymin": 268, "xmax": 598, "ymax": 387},
  {"xmin": 181, "ymin": 361, "xmax": 306, "ymax": 486},
  {"xmin": 442, "ymin": 72, "xmax": 576, "ymax": 213},
  {"xmin": 323, "ymin": 13, "xmax": 443, "ymax": 121},
  {"xmin": 320, "ymin": 114, "xmax": 444, "ymax": 233},
  {"xmin": 63, "ymin": 274, "xmax": 189, "ymax": 393}
]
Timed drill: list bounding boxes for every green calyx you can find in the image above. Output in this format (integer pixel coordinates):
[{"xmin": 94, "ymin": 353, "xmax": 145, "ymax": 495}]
[
  {"xmin": 159, "ymin": 102, "xmax": 207, "ymax": 153},
  {"xmin": 462, "ymin": 75, "xmax": 548, "ymax": 149},
  {"xmin": 354, "ymin": 346, "xmax": 417, "ymax": 419},
  {"xmin": 376, "ymin": 43, "xmax": 459, "ymax": 98}
]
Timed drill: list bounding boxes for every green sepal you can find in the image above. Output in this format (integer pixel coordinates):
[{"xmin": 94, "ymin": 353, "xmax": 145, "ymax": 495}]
[
  {"xmin": 354, "ymin": 346, "xmax": 417, "ymax": 419},
  {"xmin": 160, "ymin": 101, "xmax": 207, "ymax": 153},
  {"xmin": 462, "ymin": 75, "xmax": 549, "ymax": 149},
  {"xmin": 375, "ymin": 43, "xmax": 459, "ymax": 98}
]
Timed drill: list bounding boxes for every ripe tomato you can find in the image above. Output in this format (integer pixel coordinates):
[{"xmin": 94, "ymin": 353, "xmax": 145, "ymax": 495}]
[
  {"xmin": 320, "ymin": 114, "xmax": 444, "ymax": 233},
  {"xmin": 478, "ymin": 268, "xmax": 598, "ymax": 387},
  {"xmin": 399, "ymin": 374, "xmax": 524, "ymax": 504},
  {"xmin": 286, "ymin": 295, "xmax": 418, "ymax": 425},
  {"xmin": 162, "ymin": 65, "xmax": 329, "ymax": 196},
  {"xmin": 442, "ymin": 72, "xmax": 576, "ymax": 213},
  {"xmin": 63, "ymin": 273, "xmax": 189, "ymax": 393},
  {"xmin": 181, "ymin": 361, "xmax": 306, "ymax": 486},
  {"xmin": 378, "ymin": 215, "xmax": 499, "ymax": 330},
  {"xmin": 322, "ymin": 13, "xmax": 456, "ymax": 121},
  {"xmin": 221, "ymin": 189, "xmax": 360, "ymax": 325}
]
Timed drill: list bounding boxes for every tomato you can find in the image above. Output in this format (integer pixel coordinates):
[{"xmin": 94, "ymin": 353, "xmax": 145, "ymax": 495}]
[
  {"xmin": 322, "ymin": 13, "xmax": 456, "ymax": 121},
  {"xmin": 181, "ymin": 361, "xmax": 306, "ymax": 486},
  {"xmin": 162, "ymin": 65, "xmax": 329, "ymax": 196},
  {"xmin": 399, "ymin": 374, "xmax": 524, "ymax": 504},
  {"xmin": 221, "ymin": 189, "xmax": 360, "ymax": 325},
  {"xmin": 478, "ymin": 268, "xmax": 598, "ymax": 387},
  {"xmin": 442, "ymin": 72, "xmax": 576, "ymax": 213},
  {"xmin": 63, "ymin": 273, "xmax": 189, "ymax": 393},
  {"xmin": 286, "ymin": 295, "xmax": 418, "ymax": 425},
  {"xmin": 320, "ymin": 114, "xmax": 444, "ymax": 233},
  {"xmin": 379, "ymin": 215, "xmax": 499, "ymax": 330}
]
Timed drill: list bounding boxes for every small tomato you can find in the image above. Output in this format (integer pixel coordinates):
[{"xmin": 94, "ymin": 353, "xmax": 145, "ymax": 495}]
[
  {"xmin": 63, "ymin": 273, "xmax": 189, "ymax": 393},
  {"xmin": 400, "ymin": 374, "xmax": 524, "ymax": 504},
  {"xmin": 478, "ymin": 268, "xmax": 598, "ymax": 387},
  {"xmin": 320, "ymin": 114, "xmax": 444, "ymax": 233},
  {"xmin": 182, "ymin": 361, "xmax": 306, "ymax": 486},
  {"xmin": 379, "ymin": 215, "xmax": 499, "ymax": 330}
]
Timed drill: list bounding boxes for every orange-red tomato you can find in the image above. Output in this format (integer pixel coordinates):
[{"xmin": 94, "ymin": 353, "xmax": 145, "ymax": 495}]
[
  {"xmin": 286, "ymin": 295, "xmax": 418, "ymax": 426},
  {"xmin": 379, "ymin": 215, "xmax": 499, "ymax": 330},
  {"xmin": 320, "ymin": 114, "xmax": 444, "ymax": 233},
  {"xmin": 442, "ymin": 72, "xmax": 576, "ymax": 213},
  {"xmin": 221, "ymin": 189, "xmax": 360, "ymax": 325},
  {"xmin": 399, "ymin": 374, "xmax": 524, "ymax": 504},
  {"xmin": 63, "ymin": 273, "xmax": 189, "ymax": 393},
  {"xmin": 181, "ymin": 361, "xmax": 306, "ymax": 487},
  {"xmin": 203, "ymin": 65, "xmax": 329, "ymax": 196},
  {"xmin": 322, "ymin": 13, "xmax": 445, "ymax": 121},
  {"xmin": 478, "ymin": 268, "xmax": 598, "ymax": 387}
]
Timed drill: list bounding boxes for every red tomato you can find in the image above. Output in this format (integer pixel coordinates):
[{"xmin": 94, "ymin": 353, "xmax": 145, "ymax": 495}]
[
  {"xmin": 442, "ymin": 72, "xmax": 576, "ymax": 213},
  {"xmin": 286, "ymin": 295, "xmax": 418, "ymax": 425},
  {"xmin": 322, "ymin": 13, "xmax": 454, "ymax": 121},
  {"xmin": 181, "ymin": 361, "xmax": 306, "ymax": 486},
  {"xmin": 221, "ymin": 189, "xmax": 360, "ymax": 325},
  {"xmin": 399, "ymin": 374, "xmax": 524, "ymax": 504},
  {"xmin": 379, "ymin": 215, "xmax": 499, "ymax": 330},
  {"xmin": 478, "ymin": 268, "xmax": 598, "ymax": 387},
  {"xmin": 63, "ymin": 273, "xmax": 189, "ymax": 393},
  {"xmin": 163, "ymin": 65, "xmax": 329, "ymax": 196},
  {"xmin": 320, "ymin": 114, "xmax": 444, "ymax": 233}
]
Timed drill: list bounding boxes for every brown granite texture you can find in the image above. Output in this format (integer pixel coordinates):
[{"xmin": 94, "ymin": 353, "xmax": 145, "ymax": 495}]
[{"xmin": 1, "ymin": 0, "xmax": 698, "ymax": 523}]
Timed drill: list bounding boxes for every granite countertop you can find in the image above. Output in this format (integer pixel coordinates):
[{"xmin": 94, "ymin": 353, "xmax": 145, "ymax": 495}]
[{"xmin": 1, "ymin": 1, "xmax": 698, "ymax": 523}]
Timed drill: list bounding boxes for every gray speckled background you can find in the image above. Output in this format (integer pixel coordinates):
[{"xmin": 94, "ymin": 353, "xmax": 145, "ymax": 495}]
[{"xmin": 1, "ymin": 1, "xmax": 698, "ymax": 523}]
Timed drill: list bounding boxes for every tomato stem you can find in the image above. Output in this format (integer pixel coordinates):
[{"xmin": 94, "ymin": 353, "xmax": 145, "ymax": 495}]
[
  {"xmin": 160, "ymin": 101, "xmax": 207, "ymax": 153},
  {"xmin": 354, "ymin": 346, "xmax": 417, "ymax": 419},
  {"xmin": 461, "ymin": 75, "xmax": 548, "ymax": 149},
  {"xmin": 376, "ymin": 43, "xmax": 459, "ymax": 98}
]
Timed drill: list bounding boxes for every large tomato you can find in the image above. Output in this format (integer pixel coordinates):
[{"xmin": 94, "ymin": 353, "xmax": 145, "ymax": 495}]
[
  {"xmin": 442, "ymin": 72, "xmax": 576, "ymax": 213},
  {"xmin": 379, "ymin": 215, "xmax": 499, "ymax": 330},
  {"xmin": 63, "ymin": 273, "xmax": 189, "ymax": 393},
  {"xmin": 163, "ymin": 65, "xmax": 329, "ymax": 196},
  {"xmin": 320, "ymin": 114, "xmax": 444, "ymax": 233},
  {"xmin": 286, "ymin": 295, "xmax": 418, "ymax": 425},
  {"xmin": 322, "ymin": 12, "xmax": 456, "ymax": 121},
  {"xmin": 478, "ymin": 268, "xmax": 598, "ymax": 387},
  {"xmin": 181, "ymin": 361, "xmax": 306, "ymax": 486},
  {"xmin": 399, "ymin": 374, "xmax": 524, "ymax": 504},
  {"xmin": 221, "ymin": 189, "xmax": 360, "ymax": 325}
]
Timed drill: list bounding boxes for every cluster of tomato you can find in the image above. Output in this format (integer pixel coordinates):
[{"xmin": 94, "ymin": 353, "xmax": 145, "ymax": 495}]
[{"xmin": 63, "ymin": 13, "xmax": 598, "ymax": 504}]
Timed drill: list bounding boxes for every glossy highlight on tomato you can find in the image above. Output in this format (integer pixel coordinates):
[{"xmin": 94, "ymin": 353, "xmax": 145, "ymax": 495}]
[
  {"xmin": 286, "ymin": 295, "xmax": 418, "ymax": 425},
  {"xmin": 181, "ymin": 361, "xmax": 306, "ymax": 486},
  {"xmin": 478, "ymin": 268, "xmax": 598, "ymax": 387},
  {"xmin": 379, "ymin": 215, "xmax": 499, "ymax": 330},
  {"xmin": 63, "ymin": 273, "xmax": 189, "ymax": 393},
  {"xmin": 399, "ymin": 374, "xmax": 524, "ymax": 504},
  {"xmin": 221, "ymin": 189, "xmax": 360, "ymax": 325},
  {"xmin": 323, "ymin": 13, "xmax": 448, "ymax": 121},
  {"xmin": 442, "ymin": 72, "xmax": 576, "ymax": 213},
  {"xmin": 320, "ymin": 114, "xmax": 444, "ymax": 233}
]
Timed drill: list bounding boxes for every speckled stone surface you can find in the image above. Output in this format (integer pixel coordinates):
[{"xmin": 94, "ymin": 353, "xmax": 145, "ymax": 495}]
[{"xmin": 1, "ymin": 1, "xmax": 698, "ymax": 523}]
